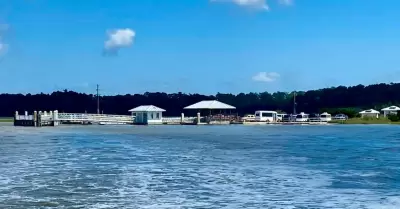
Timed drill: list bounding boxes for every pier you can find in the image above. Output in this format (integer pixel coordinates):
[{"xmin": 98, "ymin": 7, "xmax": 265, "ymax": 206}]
[{"xmin": 14, "ymin": 111, "xmax": 134, "ymax": 127}]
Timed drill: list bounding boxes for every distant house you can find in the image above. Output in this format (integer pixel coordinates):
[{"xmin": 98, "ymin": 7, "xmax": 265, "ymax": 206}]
[
  {"xmin": 128, "ymin": 105, "xmax": 166, "ymax": 125},
  {"xmin": 359, "ymin": 109, "xmax": 380, "ymax": 119},
  {"xmin": 381, "ymin": 106, "xmax": 400, "ymax": 117}
]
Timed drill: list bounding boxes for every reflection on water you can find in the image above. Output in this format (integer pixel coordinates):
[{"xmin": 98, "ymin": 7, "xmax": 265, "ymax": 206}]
[{"xmin": 0, "ymin": 125, "xmax": 399, "ymax": 208}]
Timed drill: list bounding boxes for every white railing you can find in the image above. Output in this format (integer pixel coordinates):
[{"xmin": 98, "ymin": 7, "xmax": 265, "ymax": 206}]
[
  {"xmin": 162, "ymin": 117, "xmax": 198, "ymax": 123},
  {"xmin": 15, "ymin": 115, "xmax": 34, "ymax": 120},
  {"xmin": 57, "ymin": 113, "xmax": 133, "ymax": 123}
]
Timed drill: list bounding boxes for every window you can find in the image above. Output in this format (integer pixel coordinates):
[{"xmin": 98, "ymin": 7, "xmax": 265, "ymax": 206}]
[
  {"xmin": 156, "ymin": 113, "xmax": 160, "ymax": 119},
  {"xmin": 132, "ymin": 113, "xmax": 136, "ymax": 116},
  {"xmin": 261, "ymin": 113, "xmax": 273, "ymax": 117},
  {"xmin": 255, "ymin": 112, "xmax": 260, "ymax": 117},
  {"xmin": 151, "ymin": 113, "xmax": 154, "ymax": 119}
]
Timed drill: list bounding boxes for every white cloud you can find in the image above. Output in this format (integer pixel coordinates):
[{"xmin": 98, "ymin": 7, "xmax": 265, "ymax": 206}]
[
  {"xmin": 252, "ymin": 72, "xmax": 280, "ymax": 82},
  {"xmin": 210, "ymin": 0, "xmax": 293, "ymax": 10},
  {"xmin": 104, "ymin": 28, "xmax": 135, "ymax": 54}
]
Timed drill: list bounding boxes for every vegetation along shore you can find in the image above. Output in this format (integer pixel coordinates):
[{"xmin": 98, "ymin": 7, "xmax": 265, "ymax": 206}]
[{"xmin": 1, "ymin": 82, "xmax": 400, "ymax": 120}]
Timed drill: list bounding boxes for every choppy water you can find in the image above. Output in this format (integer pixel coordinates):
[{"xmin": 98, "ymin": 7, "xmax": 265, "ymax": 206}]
[{"xmin": 0, "ymin": 124, "xmax": 400, "ymax": 208}]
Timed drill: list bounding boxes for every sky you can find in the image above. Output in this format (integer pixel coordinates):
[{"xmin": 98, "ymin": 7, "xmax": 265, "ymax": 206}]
[{"xmin": 1, "ymin": 0, "xmax": 400, "ymax": 95}]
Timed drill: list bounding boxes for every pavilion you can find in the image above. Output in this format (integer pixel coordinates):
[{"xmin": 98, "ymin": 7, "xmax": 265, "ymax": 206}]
[
  {"xmin": 381, "ymin": 106, "xmax": 400, "ymax": 117},
  {"xmin": 184, "ymin": 100, "xmax": 236, "ymax": 124},
  {"xmin": 359, "ymin": 109, "xmax": 380, "ymax": 119},
  {"xmin": 184, "ymin": 100, "xmax": 236, "ymax": 113}
]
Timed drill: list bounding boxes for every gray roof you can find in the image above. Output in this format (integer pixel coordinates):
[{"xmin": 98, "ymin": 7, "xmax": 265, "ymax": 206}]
[
  {"xmin": 184, "ymin": 100, "xmax": 236, "ymax": 110},
  {"xmin": 381, "ymin": 106, "xmax": 400, "ymax": 111},
  {"xmin": 128, "ymin": 105, "xmax": 166, "ymax": 112}
]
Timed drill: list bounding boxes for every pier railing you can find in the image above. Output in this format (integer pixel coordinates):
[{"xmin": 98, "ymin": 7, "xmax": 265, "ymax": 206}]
[
  {"xmin": 162, "ymin": 117, "xmax": 198, "ymax": 124},
  {"xmin": 57, "ymin": 113, "xmax": 133, "ymax": 123}
]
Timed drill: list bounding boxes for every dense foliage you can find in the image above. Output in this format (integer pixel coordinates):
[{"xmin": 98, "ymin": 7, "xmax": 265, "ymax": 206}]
[
  {"xmin": 388, "ymin": 111, "xmax": 400, "ymax": 122},
  {"xmin": 2, "ymin": 83, "xmax": 400, "ymax": 117}
]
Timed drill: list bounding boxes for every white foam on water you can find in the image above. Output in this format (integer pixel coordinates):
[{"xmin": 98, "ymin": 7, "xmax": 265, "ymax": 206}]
[{"xmin": 0, "ymin": 126, "xmax": 399, "ymax": 208}]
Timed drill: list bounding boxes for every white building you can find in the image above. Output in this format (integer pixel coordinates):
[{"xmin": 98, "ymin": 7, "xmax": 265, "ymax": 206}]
[
  {"xmin": 320, "ymin": 112, "xmax": 332, "ymax": 122},
  {"xmin": 381, "ymin": 106, "xmax": 400, "ymax": 117},
  {"xmin": 255, "ymin": 111, "xmax": 278, "ymax": 122},
  {"xmin": 128, "ymin": 105, "xmax": 166, "ymax": 125},
  {"xmin": 359, "ymin": 109, "xmax": 380, "ymax": 118}
]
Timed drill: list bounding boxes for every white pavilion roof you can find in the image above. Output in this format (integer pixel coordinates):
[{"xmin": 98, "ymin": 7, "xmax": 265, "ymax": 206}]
[
  {"xmin": 381, "ymin": 106, "xmax": 400, "ymax": 111},
  {"xmin": 128, "ymin": 105, "xmax": 166, "ymax": 112},
  {"xmin": 184, "ymin": 100, "xmax": 236, "ymax": 110},
  {"xmin": 359, "ymin": 109, "xmax": 380, "ymax": 114}
]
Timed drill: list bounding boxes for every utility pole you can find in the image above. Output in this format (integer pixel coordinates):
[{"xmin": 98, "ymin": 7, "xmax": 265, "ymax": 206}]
[
  {"xmin": 293, "ymin": 91, "xmax": 297, "ymax": 115},
  {"xmin": 96, "ymin": 84, "xmax": 100, "ymax": 114}
]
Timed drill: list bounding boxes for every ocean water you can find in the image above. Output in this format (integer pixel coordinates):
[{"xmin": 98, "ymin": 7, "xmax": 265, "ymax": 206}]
[{"xmin": 0, "ymin": 124, "xmax": 400, "ymax": 208}]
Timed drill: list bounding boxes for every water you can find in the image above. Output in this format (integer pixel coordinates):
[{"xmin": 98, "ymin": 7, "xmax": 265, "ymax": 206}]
[{"xmin": 0, "ymin": 124, "xmax": 400, "ymax": 208}]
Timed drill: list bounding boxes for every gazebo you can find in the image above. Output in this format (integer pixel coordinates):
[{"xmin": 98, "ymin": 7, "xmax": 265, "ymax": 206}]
[
  {"xmin": 381, "ymin": 106, "xmax": 400, "ymax": 117},
  {"xmin": 183, "ymin": 100, "xmax": 236, "ymax": 123},
  {"xmin": 359, "ymin": 109, "xmax": 380, "ymax": 119}
]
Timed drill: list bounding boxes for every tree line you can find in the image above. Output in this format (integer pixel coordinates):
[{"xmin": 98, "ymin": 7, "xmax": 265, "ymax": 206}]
[{"xmin": 2, "ymin": 82, "xmax": 400, "ymax": 117}]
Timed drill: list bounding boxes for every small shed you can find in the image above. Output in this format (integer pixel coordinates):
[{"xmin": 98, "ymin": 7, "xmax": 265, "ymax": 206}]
[
  {"xmin": 359, "ymin": 109, "xmax": 380, "ymax": 119},
  {"xmin": 128, "ymin": 105, "xmax": 166, "ymax": 125},
  {"xmin": 381, "ymin": 106, "xmax": 400, "ymax": 117}
]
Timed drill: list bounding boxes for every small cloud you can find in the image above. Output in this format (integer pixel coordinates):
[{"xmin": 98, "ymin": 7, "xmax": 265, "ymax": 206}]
[
  {"xmin": 211, "ymin": 0, "xmax": 269, "ymax": 11},
  {"xmin": 103, "ymin": 28, "xmax": 135, "ymax": 55},
  {"xmin": 252, "ymin": 72, "xmax": 280, "ymax": 82},
  {"xmin": 210, "ymin": 0, "xmax": 293, "ymax": 10}
]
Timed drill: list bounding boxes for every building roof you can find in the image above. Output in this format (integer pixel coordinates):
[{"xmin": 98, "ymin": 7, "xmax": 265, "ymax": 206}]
[
  {"xmin": 321, "ymin": 112, "xmax": 331, "ymax": 115},
  {"xmin": 359, "ymin": 109, "xmax": 380, "ymax": 114},
  {"xmin": 128, "ymin": 105, "xmax": 166, "ymax": 112},
  {"xmin": 184, "ymin": 100, "xmax": 236, "ymax": 110},
  {"xmin": 381, "ymin": 106, "xmax": 400, "ymax": 111}
]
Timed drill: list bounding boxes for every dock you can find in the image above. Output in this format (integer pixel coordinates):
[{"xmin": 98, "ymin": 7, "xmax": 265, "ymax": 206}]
[{"xmin": 14, "ymin": 110, "xmax": 134, "ymax": 127}]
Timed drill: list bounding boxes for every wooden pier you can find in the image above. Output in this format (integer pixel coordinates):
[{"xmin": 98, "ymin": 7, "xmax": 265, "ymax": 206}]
[{"xmin": 14, "ymin": 110, "xmax": 134, "ymax": 127}]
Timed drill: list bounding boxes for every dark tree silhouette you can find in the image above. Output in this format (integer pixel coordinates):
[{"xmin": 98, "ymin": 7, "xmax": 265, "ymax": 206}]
[{"xmin": 2, "ymin": 83, "xmax": 400, "ymax": 117}]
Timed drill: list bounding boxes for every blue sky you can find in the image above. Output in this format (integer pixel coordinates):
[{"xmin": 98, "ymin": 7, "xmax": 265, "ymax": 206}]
[{"xmin": 1, "ymin": 0, "xmax": 400, "ymax": 95}]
